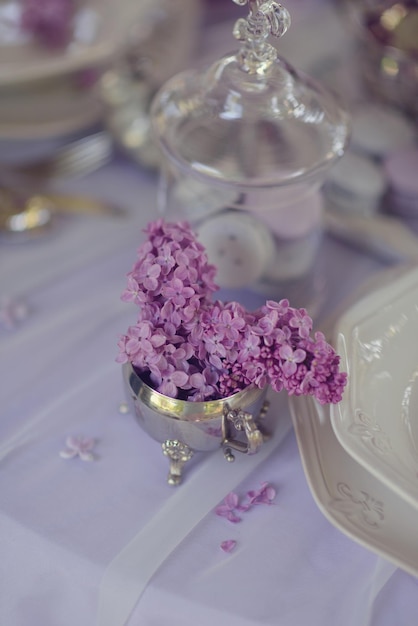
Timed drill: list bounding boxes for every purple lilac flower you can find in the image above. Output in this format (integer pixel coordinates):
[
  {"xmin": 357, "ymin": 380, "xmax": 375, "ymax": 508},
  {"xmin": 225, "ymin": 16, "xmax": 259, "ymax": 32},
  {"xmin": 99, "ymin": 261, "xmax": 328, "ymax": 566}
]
[
  {"xmin": 161, "ymin": 277, "xmax": 195, "ymax": 307},
  {"xmin": 120, "ymin": 276, "xmax": 144, "ymax": 305},
  {"xmin": 278, "ymin": 344, "xmax": 307, "ymax": 377},
  {"xmin": 136, "ymin": 261, "xmax": 162, "ymax": 292},
  {"xmin": 150, "ymin": 365, "xmax": 189, "ymax": 398},
  {"xmin": 117, "ymin": 220, "xmax": 347, "ymax": 404},
  {"xmin": 215, "ymin": 308, "xmax": 246, "ymax": 341},
  {"xmin": 289, "ymin": 308, "xmax": 312, "ymax": 338},
  {"xmin": 20, "ymin": 0, "xmax": 76, "ymax": 48},
  {"xmin": 187, "ymin": 371, "xmax": 217, "ymax": 401}
]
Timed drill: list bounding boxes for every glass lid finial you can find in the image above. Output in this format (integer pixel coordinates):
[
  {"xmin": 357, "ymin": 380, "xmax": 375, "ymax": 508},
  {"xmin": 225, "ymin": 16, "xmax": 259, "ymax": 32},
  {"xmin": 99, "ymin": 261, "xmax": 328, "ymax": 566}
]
[{"xmin": 232, "ymin": 0, "xmax": 291, "ymax": 73}]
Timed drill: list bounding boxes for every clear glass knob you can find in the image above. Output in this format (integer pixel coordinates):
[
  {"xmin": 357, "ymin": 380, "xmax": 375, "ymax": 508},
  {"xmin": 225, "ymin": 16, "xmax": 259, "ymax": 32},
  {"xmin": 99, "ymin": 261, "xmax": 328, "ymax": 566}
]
[{"xmin": 233, "ymin": 0, "xmax": 291, "ymax": 73}]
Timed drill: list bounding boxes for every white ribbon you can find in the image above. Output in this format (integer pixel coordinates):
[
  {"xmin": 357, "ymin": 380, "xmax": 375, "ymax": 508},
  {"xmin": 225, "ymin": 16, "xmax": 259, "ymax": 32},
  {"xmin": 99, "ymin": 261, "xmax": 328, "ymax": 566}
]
[
  {"xmin": 96, "ymin": 392, "xmax": 292, "ymax": 626},
  {"xmin": 362, "ymin": 558, "xmax": 398, "ymax": 626}
]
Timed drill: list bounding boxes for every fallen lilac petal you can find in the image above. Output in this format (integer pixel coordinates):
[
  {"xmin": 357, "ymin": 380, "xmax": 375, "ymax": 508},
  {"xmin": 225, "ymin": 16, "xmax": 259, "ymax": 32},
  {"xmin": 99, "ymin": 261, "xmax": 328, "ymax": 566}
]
[
  {"xmin": 59, "ymin": 436, "xmax": 97, "ymax": 461},
  {"xmin": 220, "ymin": 540, "xmax": 237, "ymax": 553},
  {"xmin": 224, "ymin": 492, "xmax": 239, "ymax": 509},
  {"xmin": 226, "ymin": 511, "xmax": 242, "ymax": 523},
  {"xmin": 239, "ymin": 482, "xmax": 277, "ymax": 510},
  {"xmin": 215, "ymin": 504, "xmax": 230, "ymax": 517},
  {"xmin": 215, "ymin": 491, "xmax": 242, "ymax": 522},
  {"xmin": 263, "ymin": 485, "xmax": 276, "ymax": 502},
  {"xmin": 215, "ymin": 505, "xmax": 241, "ymax": 523}
]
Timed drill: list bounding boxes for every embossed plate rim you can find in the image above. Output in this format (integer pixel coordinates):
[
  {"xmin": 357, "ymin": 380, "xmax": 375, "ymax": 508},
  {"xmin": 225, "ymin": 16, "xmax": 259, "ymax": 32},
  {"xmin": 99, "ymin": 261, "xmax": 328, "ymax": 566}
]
[
  {"xmin": 330, "ymin": 264, "xmax": 418, "ymax": 510},
  {"xmin": 290, "ymin": 394, "xmax": 418, "ymax": 577}
]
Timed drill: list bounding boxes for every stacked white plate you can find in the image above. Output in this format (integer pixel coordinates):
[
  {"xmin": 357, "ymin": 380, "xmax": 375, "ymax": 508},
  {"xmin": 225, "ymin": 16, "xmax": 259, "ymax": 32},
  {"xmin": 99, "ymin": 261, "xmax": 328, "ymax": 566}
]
[
  {"xmin": 289, "ymin": 264, "xmax": 418, "ymax": 576},
  {"xmin": 0, "ymin": 0, "xmax": 150, "ymax": 163}
]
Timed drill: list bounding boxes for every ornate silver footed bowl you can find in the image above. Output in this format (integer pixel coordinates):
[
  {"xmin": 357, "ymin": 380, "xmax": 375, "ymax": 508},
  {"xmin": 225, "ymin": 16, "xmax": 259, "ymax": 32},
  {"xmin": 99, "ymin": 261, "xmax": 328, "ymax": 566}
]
[{"xmin": 122, "ymin": 362, "xmax": 271, "ymax": 485}]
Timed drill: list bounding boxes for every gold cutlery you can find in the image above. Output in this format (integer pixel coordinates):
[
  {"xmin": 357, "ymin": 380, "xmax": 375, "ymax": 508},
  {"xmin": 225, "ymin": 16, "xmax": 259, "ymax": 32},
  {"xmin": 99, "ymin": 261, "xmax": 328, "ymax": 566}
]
[{"xmin": 0, "ymin": 187, "xmax": 125, "ymax": 238}]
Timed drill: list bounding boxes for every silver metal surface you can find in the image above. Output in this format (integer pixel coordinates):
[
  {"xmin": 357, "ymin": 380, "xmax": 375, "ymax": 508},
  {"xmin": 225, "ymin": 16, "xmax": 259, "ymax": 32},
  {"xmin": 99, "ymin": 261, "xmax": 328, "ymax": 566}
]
[
  {"xmin": 123, "ymin": 362, "xmax": 272, "ymax": 483},
  {"xmin": 162, "ymin": 440, "xmax": 194, "ymax": 486}
]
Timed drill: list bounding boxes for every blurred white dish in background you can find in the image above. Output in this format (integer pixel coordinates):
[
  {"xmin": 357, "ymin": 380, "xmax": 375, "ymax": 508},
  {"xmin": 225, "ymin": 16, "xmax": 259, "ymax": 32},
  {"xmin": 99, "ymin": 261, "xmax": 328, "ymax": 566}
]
[
  {"xmin": 323, "ymin": 211, "xmax": 418, "ymax": 265},
  {"xmin": 0, "ymin": 136, "xmax": 70, "ymax": 166},
  {"xmin": 0, "ymin": 76, "xmax": 102, "ymax": 141},
  {"xmin": 323, "ymin": 151, "xmax": 387, "ymax": 216},
  {"xmin": 0, "ymin": 0, "xmax": 145, "ymax": 85},
  {"xmin": 384, "ymin": 149, "xmax": 418, "ymax": 217},
  {"xmin": 0, "ymin": 73, "xmax": 104, "ymax": 165},
  {"xmin": 290, "ymin": 394, "xmax": 418, "ymax": 577},
  {"xmin": 330, "ymin": 265, "xmax": 418, "ymax": 511},
  {"xmin": 0, "ymin": 0, "xmax": 169, "ymax": 165},
  {"xmin": 349, "ymin": 103, "xmax": 416, "ymax": 158}
]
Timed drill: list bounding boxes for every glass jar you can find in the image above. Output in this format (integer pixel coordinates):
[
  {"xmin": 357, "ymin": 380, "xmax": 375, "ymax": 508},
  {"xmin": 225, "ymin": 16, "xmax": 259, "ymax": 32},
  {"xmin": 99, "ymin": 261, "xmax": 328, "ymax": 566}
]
[{"xmin": 151, "ymin": 0, "xmax": 350, "ymax": 307}]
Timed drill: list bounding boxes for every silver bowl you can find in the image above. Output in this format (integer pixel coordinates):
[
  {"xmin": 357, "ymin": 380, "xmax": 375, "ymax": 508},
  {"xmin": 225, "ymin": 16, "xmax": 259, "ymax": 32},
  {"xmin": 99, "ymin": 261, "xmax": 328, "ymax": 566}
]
[{"xmin": 122, "ymin": 362, "xmax": 271, "ymax": 484}]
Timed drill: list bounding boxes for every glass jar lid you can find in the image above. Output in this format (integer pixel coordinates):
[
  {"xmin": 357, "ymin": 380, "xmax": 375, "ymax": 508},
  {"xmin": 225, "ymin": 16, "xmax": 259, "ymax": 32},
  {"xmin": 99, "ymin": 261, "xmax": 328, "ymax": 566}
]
[{"xmin": 151, "ymin": 0, "xmax": 350, "ymax": 188}]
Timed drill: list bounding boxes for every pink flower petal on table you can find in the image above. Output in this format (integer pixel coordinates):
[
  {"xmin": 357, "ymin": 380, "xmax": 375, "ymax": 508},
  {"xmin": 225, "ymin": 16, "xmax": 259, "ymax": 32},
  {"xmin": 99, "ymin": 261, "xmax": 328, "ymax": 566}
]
[
  {"xmin": 220, "ymin": 540, "xmax": 237, "ymax": 553},
  {"xmin": 226, "ymin": 510, "xmax": 242, "ymax": 523},
  {"xmin": 215, "ymin": 492, "xmax": 242, "ymax": 522},
  {"xmin": 239, "ymin": 482, "xmax": 277, "ymax": 511},
  {"xmin": 215, "ymin": 505, "xmax": 242, "ymax": 523},
  {"xmin": 224, "ymin": 492, "xmax": 239, "ymax": 509}
]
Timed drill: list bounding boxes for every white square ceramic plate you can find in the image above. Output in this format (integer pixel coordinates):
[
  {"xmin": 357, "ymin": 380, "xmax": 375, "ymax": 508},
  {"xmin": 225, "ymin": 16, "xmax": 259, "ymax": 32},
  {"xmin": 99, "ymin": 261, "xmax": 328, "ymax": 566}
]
[
  {"xmin": 330, "ymin": 264, "xmax": 418, "ymax": 510},
  {"xmin": 290, "ymin": 394, "xmax": 418, "ymax": 576},
  {"xmin": 0, "ymin": 0, "xmax": 144, "ymax": 85}
]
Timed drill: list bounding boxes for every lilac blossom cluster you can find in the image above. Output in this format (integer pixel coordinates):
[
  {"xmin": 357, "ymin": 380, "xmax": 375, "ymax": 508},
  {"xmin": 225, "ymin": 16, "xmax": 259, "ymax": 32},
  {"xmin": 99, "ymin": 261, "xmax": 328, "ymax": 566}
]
[
  {"xmin": 117, "ymin": 220, "xmax": 347, "ymax": 404},
  {"xmin": 21, "ymin": 0, "xmax": 76, "ymax": 48}
]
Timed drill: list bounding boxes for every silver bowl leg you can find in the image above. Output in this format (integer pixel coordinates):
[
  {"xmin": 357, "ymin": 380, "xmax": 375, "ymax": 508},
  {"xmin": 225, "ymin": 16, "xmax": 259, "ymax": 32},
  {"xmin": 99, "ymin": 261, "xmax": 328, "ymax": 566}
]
[{"xmin": 162, "ymin": 440, "xmax": 194, "ymax": 486}]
